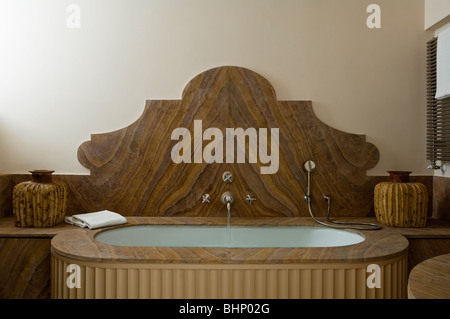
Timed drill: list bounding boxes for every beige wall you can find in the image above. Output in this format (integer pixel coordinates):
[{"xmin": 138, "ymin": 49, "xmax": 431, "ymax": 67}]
[
  {"xmin": 0, "ymin": 0, "xmax": 431, "ymax": 176},
  {"xmin": 425, "ymin": 0, "xmax": 450, "ymax": 30}
]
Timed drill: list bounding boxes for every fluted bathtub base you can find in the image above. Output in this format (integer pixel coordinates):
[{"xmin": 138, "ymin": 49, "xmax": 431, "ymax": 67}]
[{"xmin": 51, "ymin": 252, "xmax": 407, "ymax": 299}]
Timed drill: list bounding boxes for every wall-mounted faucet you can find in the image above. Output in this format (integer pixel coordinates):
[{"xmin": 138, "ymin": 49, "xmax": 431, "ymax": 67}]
[
  {"xmin": 222, "ymin": 171, "xmax": 233, "ymax": 183},
  {"xmin": 221, "ymin": 191, "xmax": 234, "ymax": 225},
  {"xmin": 246, "ymin": 194, "xmax": 256, "ymax": 204},
  {"xmin": 201, "ymin": 194, "xmax": 211, "ymax": 203}
]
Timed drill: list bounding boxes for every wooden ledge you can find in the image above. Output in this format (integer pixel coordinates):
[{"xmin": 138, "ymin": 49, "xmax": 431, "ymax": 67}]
[
  {"xmin": 0, "ymin": 217, "xmax": 77, "ymax": 237},
  {"xmin": 1, "ymin": 216, "xmax": 449, "ymax": 238}
]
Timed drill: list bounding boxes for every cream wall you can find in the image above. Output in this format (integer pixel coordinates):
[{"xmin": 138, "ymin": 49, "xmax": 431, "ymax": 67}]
[
  {"xmin": 425, "ymin": 0, "xmax": 450, "ymax": 30},
  {"xmin": 0, "ymin": 0, "xmax": 431, "ymax": 175}
]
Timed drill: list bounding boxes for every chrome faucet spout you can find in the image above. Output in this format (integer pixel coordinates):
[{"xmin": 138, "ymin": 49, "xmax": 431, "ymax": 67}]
[{"xmin": 221, "ymin": 191, "xmax": 234, "ymax": 226}]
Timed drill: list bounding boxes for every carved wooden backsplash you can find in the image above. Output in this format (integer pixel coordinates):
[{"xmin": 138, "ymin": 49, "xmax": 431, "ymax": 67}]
[{"xmin": 59, "ymin": 66, "xmax": 381, "ymax": 217}]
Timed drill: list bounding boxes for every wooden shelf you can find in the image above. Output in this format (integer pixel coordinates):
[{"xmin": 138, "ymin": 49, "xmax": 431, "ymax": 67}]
[{"xmin": 1, "ymin": 216, "xmax": 450, "ymax": 238}]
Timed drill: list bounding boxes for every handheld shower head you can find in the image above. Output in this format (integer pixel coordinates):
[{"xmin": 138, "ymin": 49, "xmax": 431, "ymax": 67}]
[
  {"xmin": 303, "ymin": 161, "xmax": 316, "ymax": 203},
  {"xmin": 302, "ymin": 160, "xmax": 381, "ymax": 230}
]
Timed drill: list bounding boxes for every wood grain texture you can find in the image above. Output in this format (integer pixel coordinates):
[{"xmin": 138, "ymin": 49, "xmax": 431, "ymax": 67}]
[
  {"xmin": 0, "ymin": 238, "xmax": 51, "ymax": 298},
  {"xmin": 0, "ymin": 215, "xmax": 448, "ymax": 299},
  {"xmin": 0, "ymin": 216, "xmax": 77, "ymax": 237},
  {"xmin": 408, "ymin": 253, "xmax": 450, "ymax": 299},
  {"xmin": 407, "ymin": 238, "xmax": 450, "ymax": 272},
  {"xmin": 68, "ymin": 66, "xmax": 381, "ymax": 217},
  {"xmin": 0, "ymin": 174, "xmax": 435, "ymax": 219},
  {"xmin": 0, "ymin": 66, "xmax": 437, "ymax": 219},
  {"xmin": 50, "ymin": 216, "xmax": 409, "ymax": 264},
  {"xmin": 2, "ymin": 215, "xmax": 449, "ymax": 238},
  {"xmin": 0, "ymin": 175, "xmax": 13, "ymax": 218},
  {"xmin": 381, "ymin": 218, "xmax": 450, "ymax": 238},
  {"xmin": 433, "ymin": 176, "xmax": 450, "ymax": 220}
]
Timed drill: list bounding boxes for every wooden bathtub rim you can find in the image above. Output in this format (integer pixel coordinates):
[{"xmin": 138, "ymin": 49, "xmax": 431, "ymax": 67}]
[
  {"xmin": 52, "ymin": 250, "xmax": 408, "ymax": 270},
  {"xmin": 50, "ymin": 217, "xmax": 409, "ymax": 265}
]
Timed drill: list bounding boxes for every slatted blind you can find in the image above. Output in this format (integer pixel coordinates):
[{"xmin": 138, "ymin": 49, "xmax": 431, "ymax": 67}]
[{"xmin": 426, "ymin": 37, "xmax": 450, "ymax": 169}]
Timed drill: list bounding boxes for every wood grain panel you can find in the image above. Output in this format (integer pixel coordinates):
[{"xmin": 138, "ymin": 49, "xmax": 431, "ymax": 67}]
[
  {"xmin": 433, "ymin": 176, "xmax": 450, "ymax": 220},
  {"xmin": 0, "ymin": 238, "xmax": 51, "ymax": 298},
  {"xmin": 407, "ymin": 238, "xmax": 450, "ymax": 272},
  {"xmin": 0, "ymin": 66, "xmax": 436, "ymax": 219},
  {"xmin": 50, "ymin": 216, "xmax": 409, "ymax": 264},
  {"xmin": 0, "ymin": 175, "xmax": 13, "ymax": 218},
  {"xmin": 408, "ymin": 253, "xmax": 450, "ymax": 299},
  {"xmin": 0, "ymin": 174, "xmax": 435, "ymax": 219},
  {"xmin": 64, "ymin": 66, "xmax": 381, "ymax": 217}
]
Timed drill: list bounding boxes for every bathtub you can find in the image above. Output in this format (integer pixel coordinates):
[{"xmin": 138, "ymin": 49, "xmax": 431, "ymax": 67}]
[
  {"xmin": 94, "ymin": 225, "xmax": 365, "ymax": 248},
  {"xmin": 51, "ymin": 217, "xmax": 409, "ymax": 299}
]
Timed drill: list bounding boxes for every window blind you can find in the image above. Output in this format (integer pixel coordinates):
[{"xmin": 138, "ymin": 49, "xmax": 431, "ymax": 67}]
[{"xmin": 427, "ymin": 37, "xmax": 450, "ymax": 169}]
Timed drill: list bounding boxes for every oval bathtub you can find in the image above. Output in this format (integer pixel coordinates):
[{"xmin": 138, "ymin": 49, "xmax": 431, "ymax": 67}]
[
  {"xmin": 51, "ymin": 217, "xmax": 409, "ymax": 299},
  {"xmin": 94, "ymin": 225, "xmax": 365, "ymax": 248}
]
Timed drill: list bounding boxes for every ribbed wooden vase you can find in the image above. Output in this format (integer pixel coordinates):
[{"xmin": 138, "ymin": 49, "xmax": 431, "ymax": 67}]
[
  {"xmin": 13, "ymin": 170, "xmax": 67, "ymax": 227},
  {"xmin": 374, "ymin": 171, "xmax": 428, "ymax": 228}
]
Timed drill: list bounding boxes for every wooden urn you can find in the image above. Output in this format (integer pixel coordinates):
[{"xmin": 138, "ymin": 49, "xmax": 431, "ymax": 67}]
[
  {"xmin": 13, "ymin": 170, "xmax": 67, "ymax": 227},
  {"xmin": 374, "ymin": 171, "xmax": 428, "ymax": 228}
]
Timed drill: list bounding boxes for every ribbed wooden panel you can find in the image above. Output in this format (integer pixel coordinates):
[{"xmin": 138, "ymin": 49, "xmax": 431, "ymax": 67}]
[{"xmin": 51, "ymin": 253, "xmax": 407, "ymax": 299}]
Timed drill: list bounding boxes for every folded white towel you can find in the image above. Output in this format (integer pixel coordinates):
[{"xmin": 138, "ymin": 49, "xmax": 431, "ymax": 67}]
[
  {"xmin": 436, "ymin": 27, "xmax": 450, "ymax": 100},
  {"xmin": 65, "ymin": 210, "xmax": 127, "ymax": 229}
]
